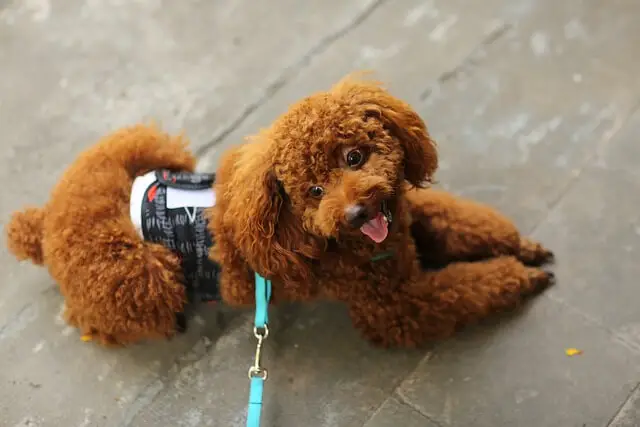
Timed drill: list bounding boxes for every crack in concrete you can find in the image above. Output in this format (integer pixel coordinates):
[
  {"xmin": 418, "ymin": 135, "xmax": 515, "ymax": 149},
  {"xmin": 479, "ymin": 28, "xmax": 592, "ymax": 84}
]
[
  {"xmin": 419, "ymin": 22, "xmax": 513, "ymax": 102},
  {"xmin": 607, "ymin": 382, "xmax": 640, "ymax": 427},
  {"xmin": 520, "ymin": 100, "xmax": 640, "ymax": 356},
  {"xmin": 425, "ymin": 24, "xmax": 512, "ymax": 94},
  {"xmin": 394, "ymin": 396, "xmax": 445, "ymax": 427},
  {"xmin": 546, "ymin": 292, "xmax": 640, "ymax": 357},
  {"xmin": 0, "ymin": 302, "xmax": 37, "ymax": 341},
  {"xmin": 0, "ymin": 284, "xmax": 63, "ymax": 341},
  {"xmin": 527, "ymin": 99, "xmax": 640, "ymax": 238},
  {"xmin": 360, "ymin": 352, "xmax": 442, "ymax": 426},
  {"xmin": 116, "ymin": 378, "xmax": 166, "ymax": 427},
  {"xmin": 115, "ymin": 319, "xmax": 237, "ymax": 427},
  {"xmin": 118, "ymin": 304, "xmax": 320, "ymax": 426},
  {"xmin": 393, "ymin": 381, "xmax": 444, "ymax": 427},
  {"xmin": 194, "ymin": 0, "xmax": 386, "ymax": 158},
  {"xmin": 363, "ymin": 394, "xmax": 443, "ymax": 427}
]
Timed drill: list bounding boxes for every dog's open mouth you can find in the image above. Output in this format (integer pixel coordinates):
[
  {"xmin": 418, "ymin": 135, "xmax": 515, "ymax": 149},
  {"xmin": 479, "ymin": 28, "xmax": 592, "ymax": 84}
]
[{"xmin": 360, "ymin": 200, "xmax": 393, "ymax": 243}]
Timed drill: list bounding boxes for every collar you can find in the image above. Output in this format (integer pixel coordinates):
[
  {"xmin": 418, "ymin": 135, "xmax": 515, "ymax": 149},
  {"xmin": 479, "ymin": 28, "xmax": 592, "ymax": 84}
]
[
  {"xmin": 370, "ymin": 250, "xmax": 394, "ymax": 263},
  {"xmin": 325, "ymin": 238, "xmax": 395, "ymax": 263}
]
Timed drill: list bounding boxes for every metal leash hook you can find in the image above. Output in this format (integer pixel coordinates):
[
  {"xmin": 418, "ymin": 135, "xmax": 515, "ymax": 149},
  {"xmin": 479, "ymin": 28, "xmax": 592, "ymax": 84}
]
[
  {"xmin": 248, "ymin": 325, "xmax": 269, "ymax": 381},
  {"xmin": 246, "ymin": 273, "xmax": 272, "ymax": 427}
]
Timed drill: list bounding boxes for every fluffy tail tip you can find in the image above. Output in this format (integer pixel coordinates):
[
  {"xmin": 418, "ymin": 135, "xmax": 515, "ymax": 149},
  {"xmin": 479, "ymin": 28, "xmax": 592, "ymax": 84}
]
[{"xmin": 5, "ymin": 207, "xmax": 45, "ymax": 265}]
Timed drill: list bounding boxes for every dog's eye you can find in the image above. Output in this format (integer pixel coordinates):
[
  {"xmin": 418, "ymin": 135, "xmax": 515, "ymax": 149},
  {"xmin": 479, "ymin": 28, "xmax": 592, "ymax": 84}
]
[
  {"xmin": 346, "ymin": 149, "xmax": 365, "ymax": 168},
  {"xmin": 308, "ymin": 185, "xmax": 324, "ymax": 199}
]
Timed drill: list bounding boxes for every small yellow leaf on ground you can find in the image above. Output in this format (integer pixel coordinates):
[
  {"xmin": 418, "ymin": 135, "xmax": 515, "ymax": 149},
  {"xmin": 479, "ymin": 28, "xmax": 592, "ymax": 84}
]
[
  {"xmin": 80, "ymin": 334, "xmax": 93, "ymax": 342},
  {"xmin": 565, "ymin": 348, "xmax": 583, "ymax": 356}
]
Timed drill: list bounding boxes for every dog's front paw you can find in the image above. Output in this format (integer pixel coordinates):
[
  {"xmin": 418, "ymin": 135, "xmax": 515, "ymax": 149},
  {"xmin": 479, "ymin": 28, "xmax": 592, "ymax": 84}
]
[
  {"xmin": 518, "ymin": 238, "xmax": 554, "ymax": 267},
  {"xmin": 523, "ymin": 268, "xmax": 556, "ymax": 297}
]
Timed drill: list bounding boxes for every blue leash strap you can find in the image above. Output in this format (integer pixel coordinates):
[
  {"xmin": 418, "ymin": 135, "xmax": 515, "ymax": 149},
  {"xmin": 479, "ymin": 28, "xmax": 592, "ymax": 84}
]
[
  {"xmin": 246, "ymin": 377, "xmax": 264, "ymax": 426},
  {"xmin": 253, "ymin": 273, "xmax": 271, "ymax": 329},
  {"xmin": 246, "ymin": 273, "xmax": 272, "ymax": 427}
]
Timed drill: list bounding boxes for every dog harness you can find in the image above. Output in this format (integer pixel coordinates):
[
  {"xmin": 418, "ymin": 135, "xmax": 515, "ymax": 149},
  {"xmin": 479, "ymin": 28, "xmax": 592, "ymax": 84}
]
[
  {"xmin": 129, "ymin": 169, "xmax": 278, "ymax": 426},
  {"xmin": 130, "ymin": 169, "xmax": 221, "ymax": 302}
]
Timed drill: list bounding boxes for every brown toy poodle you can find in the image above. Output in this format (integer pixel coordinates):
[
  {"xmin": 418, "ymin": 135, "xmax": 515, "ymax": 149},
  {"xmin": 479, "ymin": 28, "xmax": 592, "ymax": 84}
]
[{"xmin": 5, "ymin": 74, "xmax": 554, "ymax": 348}]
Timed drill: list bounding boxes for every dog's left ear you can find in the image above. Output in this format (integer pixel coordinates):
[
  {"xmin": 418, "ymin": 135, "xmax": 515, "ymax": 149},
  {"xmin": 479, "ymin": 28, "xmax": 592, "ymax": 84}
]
[
  {"xmin": 334, "ymin": 76, "xmax": 438, "ymax": 186},
  {"xmin": 218, "ymin": 137, "xmax": 322, "ymax": 287}
]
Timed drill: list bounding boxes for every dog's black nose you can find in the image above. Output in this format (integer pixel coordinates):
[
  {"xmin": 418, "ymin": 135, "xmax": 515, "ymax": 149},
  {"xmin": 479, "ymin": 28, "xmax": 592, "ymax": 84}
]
[{"xmin": 345, "ymin": 204, "xmax": 369, "ymax": 228}]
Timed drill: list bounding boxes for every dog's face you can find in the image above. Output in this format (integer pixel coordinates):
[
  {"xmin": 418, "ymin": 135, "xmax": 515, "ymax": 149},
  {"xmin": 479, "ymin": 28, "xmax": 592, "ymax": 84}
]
[
  {"xmin": 267, "ymin": 77, "xmax": 438, "ymax": 244},
  {"xmin": 271, "ymin": 105, "xmax": 403, "ymax": 243},
  {"xmin": 226, "ymin": 76, "xmax": 438, "ymax": 282}
]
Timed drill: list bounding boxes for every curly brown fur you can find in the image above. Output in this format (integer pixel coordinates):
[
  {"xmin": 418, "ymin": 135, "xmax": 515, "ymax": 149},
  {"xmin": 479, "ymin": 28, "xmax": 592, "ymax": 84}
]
[
  {"xmin": 5, "ymin": 125, "xmax": 196, "ymax": 346},
  {"xmin": 6, "ymin": 207, "xmax": 46, "ymax": 265},
  {"xmin": 210, "ymin": 74, "xmax": 555, "ymax": 347},
  {"xmin": 5, "ymin": 77, "xmax": 554, "ymax": 349}
]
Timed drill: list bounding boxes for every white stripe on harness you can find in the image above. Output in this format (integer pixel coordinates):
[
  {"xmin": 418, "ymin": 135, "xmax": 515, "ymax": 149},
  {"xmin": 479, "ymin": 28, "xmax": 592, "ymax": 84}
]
[
  {"xmin": 130, "ymin": 170, "xmax": 158, "ymax": 239},
  {"xmin": 130, "ymin": 171, "xmax": 217, "ymax": 236},
  {"xmin": 166, "ymin": 186, "xmax": 216, "ymax": 210}
]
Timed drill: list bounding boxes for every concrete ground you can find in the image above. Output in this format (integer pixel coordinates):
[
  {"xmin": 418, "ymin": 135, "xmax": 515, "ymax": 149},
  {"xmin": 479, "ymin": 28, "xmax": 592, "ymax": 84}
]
[{"xmin": 1, "ymin": 0, "xmax": 639, "ymax": 425}]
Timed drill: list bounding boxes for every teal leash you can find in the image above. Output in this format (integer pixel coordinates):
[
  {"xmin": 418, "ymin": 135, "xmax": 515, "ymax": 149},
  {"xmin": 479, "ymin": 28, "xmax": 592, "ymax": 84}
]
[
  {"xmin": 246, "ymin": 273, "xmax": 272, "ymax": 427},
  {"xmin": 245, "ymin": 251, "xmax": 389, "ymax": 426}
]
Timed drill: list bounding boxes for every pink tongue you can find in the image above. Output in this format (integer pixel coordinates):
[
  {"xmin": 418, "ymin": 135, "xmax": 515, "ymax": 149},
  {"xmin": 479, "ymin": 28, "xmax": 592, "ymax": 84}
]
[{"xmin": 360, "ymin": 212, "xmax": 389, "ymax": 243}]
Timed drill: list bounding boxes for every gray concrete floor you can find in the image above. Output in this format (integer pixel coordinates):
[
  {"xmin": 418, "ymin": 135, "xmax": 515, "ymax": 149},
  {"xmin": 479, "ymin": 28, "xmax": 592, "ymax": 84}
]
[{"xmin": 1, "ymin": 0, "xmax": 639, "ymax": 426}]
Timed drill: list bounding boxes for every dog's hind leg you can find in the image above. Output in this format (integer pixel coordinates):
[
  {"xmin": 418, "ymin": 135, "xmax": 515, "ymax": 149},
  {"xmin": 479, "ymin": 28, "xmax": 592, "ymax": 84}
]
[
  {"xmin": 52, "ymin": 224, "xmax": 188, "ymax": 346},
  {"xmin": 347, "ymin": 255, "xmax": 554, "ymax": 348},
  {"xmin": 406, "ymin": 188, "xmax": 553, "ymax": 267},
  {"xmin": 45, "ymin": 169, "xmax": 189, "ymax": 346}
]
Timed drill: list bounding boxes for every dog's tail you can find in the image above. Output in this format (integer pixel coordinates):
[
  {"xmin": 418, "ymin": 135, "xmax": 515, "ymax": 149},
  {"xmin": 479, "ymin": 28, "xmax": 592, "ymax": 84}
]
[
  {"xmin": 91, "ymin": 124, "xmax": 197, "ymax": 177},
  {"xmin": 5, "ymin": 207, "xmax": 46, "ymax": 265}
]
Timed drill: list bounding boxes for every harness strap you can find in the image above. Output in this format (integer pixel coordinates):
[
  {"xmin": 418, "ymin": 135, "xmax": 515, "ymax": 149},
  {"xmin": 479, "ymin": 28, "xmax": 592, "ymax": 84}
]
[{"xmin": 246, "ymin": 273, "xmax": 271, "ymax": 427}]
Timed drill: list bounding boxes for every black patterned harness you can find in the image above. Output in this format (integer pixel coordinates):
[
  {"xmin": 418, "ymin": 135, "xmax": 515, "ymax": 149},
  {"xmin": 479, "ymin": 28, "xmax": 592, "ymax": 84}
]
[{"xmin": 136, "ymin": 169, "xmax": 221, "ymax": 303}]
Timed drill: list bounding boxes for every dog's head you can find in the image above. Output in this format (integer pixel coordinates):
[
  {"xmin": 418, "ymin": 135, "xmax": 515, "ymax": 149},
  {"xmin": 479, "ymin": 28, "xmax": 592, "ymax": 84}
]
[{"xmin": 225, "ymin": 75, "xmax": 437, "ymax": 282}]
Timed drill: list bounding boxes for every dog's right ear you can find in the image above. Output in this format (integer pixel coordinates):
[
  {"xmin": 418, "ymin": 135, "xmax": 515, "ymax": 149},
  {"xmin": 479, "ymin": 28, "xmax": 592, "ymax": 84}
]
[
  {"xmin": 224, "ymin": 138, "xmax": 317, "ymax": 285},
  {"xmin": 332, "ymin": 74, "xmax": 438, "ymax": 187}
]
